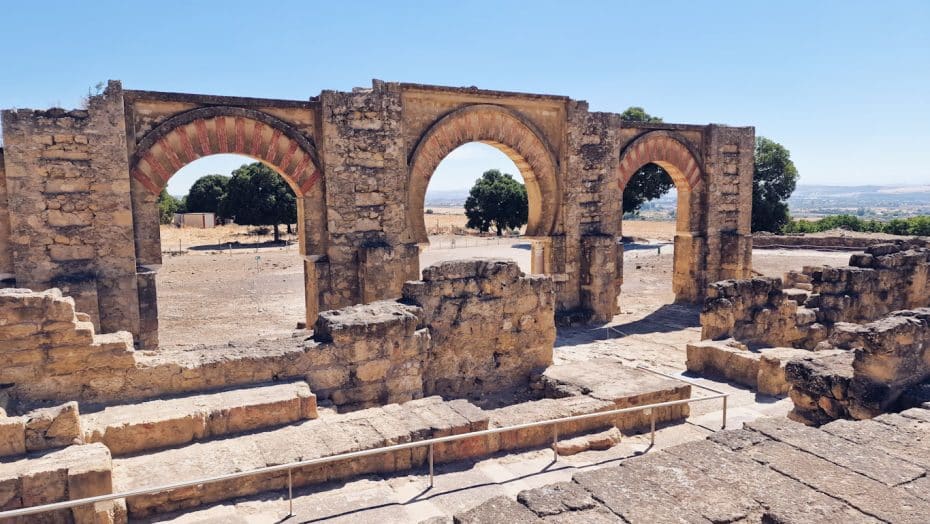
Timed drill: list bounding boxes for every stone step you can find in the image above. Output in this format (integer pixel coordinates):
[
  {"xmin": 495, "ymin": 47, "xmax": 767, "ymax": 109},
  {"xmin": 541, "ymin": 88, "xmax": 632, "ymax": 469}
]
[
  {"xmin": 0, "ymin": 443, "xmax": 126, "ymax": 523},
  {"xmin": 112, "ymin": 397, "xmax": 488, "ymax": 518},
  {"xmin": 82, "ymin": 381, "xmax": 317, "ymax": 456},
  {"xmin": 110, "ymin": 366, "xmax": 692, "ymax": 520}
]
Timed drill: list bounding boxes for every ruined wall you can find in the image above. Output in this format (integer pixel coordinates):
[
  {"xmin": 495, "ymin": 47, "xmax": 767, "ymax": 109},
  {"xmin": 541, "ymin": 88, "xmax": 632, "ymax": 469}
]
[
  {"xmin": 753, "ymin": 233, "xmax": 929, "ymax": 251},
  {"xmin": 701, "ymin": 243, "xmax": 930, "ymax": 349},
  {"xmin": 787, "ymin": 308, "xmax": 930, "ymax": 424},
  {"xmin": 700, "ymin": 277, "xmax": 826, "ymax": 349},
  {"xmin": 403, "ymin": 259, "xmax": 556, "ymax": 397},
  {"xmin": 308, "ymin": 301, "xmax": 429, "ymax": 407},
  {"xmin": 0, "ymin": 260, "xmax": 554, "ymax": 411},
  {"xmin": 0, "ymin": 82, "xmax": 139, "ymax": 337}
]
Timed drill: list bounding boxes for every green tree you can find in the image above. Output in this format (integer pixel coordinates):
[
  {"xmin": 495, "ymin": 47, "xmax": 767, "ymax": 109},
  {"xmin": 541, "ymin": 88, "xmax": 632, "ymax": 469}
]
[
  {"xmin": 157, "ymin": 189, "xmax": 181, "ymax": 225},
  {"xmin": 464, "ymin": 169, "xmax": 528, "ymax": 236},
  {"xmin": 185, "ymin": 174, "xmax": 229, "ymax": 216},
  {"xmin": 753, "ymin": 136, "xmax": 799, "ymax": 232},
  {"xmin": 620, "ymin": 107, "xmax": 675, "ymax": 214},
  {"xmin": 222, "ymin": 162, "xmax": 297, "ymax": 242}
]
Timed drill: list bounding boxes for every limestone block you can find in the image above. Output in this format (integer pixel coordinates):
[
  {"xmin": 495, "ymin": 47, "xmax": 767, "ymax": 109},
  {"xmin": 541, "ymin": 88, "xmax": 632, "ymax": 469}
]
[
  {"xmin": 686, "ymin": 340, "xmax": 760, "ymax": 388},
  {"xmin": 0, "ymin": 416, "xmax": 26, "ymax": 457},
  {"xmin": 24, "ymin": 401, "xmax": 82, "ymax": 451}
]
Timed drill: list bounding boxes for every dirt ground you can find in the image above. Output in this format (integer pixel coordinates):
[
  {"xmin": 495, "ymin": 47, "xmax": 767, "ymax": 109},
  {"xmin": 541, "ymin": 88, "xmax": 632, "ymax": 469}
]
[{"xmin": 155, "ymin": 219, "xmax": 852, "ymax": 350}]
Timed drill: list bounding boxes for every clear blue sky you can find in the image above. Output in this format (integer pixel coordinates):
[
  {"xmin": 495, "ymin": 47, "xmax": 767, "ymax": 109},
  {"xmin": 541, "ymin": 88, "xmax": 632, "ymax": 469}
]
[{"xmin": 2, "ymin": 0, "xmax": 928, "ymax": 193}]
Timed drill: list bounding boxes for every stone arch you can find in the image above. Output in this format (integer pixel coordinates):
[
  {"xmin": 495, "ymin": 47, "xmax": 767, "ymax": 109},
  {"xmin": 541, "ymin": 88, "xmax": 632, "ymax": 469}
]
[
  {"xmin": 618, "ymin": 130, "xmax": 706, "ymax": 302},
  {"xmin": 407, "ymin": 104, "xmax": 560, "ymax": 244},
  {"xmin": 128, "ymin": 106, "xmax": 327, "ymax": 349},
  {"xmin": 130, "ymin": 106, "xmax": 322, "ymax": 197},
  {"xmin": 618, "ymin": 130, "xmax": 703, "ymax": 231}
]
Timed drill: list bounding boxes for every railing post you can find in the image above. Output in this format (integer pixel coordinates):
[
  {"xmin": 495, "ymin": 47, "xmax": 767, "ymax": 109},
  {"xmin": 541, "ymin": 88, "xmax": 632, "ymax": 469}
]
[
  {"xmin": 287, "ymin": 468, "xmax": 293, "ymax": 517},
  {"xmin": 552, "ymin": 424, "xmax": 559, "ymax": 462},
  {"xmin": 428, "ymin": 443, "xmax": 434, "ymax": 488},
  {"xmin": 649, "ymin": 408, "xmax": 656, "ymax": 447},
  {"xmin": 722, "ymin": 395, "xmax": 728, "ymax": 430}
]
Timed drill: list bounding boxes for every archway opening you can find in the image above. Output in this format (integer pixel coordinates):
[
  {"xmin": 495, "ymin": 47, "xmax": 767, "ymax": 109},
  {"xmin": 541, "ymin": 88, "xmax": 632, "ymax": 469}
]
[
  {"xmin": 419, "ymin": 142, "xmax": 534, "ymax": 273},
  {"xmin": 621, "ymin": 162, "xmax": 683, "ymax": 308},
  {"xmin": 154, "ymin": 153, "xmax": 307, "ymax": 349}
]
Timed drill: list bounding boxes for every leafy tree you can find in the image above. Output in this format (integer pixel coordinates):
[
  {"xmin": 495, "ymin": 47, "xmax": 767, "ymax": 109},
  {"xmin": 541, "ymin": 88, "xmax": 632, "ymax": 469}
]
[
  {"xmin": 465, "ymin": 169, "xmax": 528, "ymax": 236},
  {"xmin": 185, "ymin": 174, "xmax": 229, "ymax": 216},
  {"xmin": 753, "ymin": 136, "xmax": 799, "ymax": 232},
  {"xmin": 157, "ymin": 189, "xmax": 181, "ymax": 225},
  {"xmin": 222, "ymin": 162, "xmax": 296, "ymax": 242},
  {"xmin": 620, "ymin": 107, "xmax": 675, "ymax": 214}
]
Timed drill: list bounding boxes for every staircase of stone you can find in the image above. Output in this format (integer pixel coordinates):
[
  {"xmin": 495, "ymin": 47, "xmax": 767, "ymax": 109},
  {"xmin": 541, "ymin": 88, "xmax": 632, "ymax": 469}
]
[
  {"xmin": 81, "ymin": 380, "xmax": 318, "ymax": 456},
  {"xmin": 454, "ymin": 404, "xmax": 930, "ymax": 523}
]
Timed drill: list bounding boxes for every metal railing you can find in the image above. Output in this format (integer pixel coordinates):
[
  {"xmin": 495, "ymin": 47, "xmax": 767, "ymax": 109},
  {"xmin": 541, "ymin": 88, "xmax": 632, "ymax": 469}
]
[{"xmin": 0, "ymin": 368, "xmax": 728, "ymax": 520}]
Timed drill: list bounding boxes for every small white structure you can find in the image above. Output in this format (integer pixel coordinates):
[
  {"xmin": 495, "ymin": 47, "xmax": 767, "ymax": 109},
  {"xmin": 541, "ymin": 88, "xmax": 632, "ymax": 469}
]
[{"xmin": 173, "ymin": 212, "xmax": 216, "ymax": 229}]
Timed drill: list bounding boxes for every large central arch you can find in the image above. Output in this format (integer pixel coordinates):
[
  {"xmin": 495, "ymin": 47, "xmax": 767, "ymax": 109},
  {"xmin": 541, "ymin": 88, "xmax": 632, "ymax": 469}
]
[
  {"xmin": 407, "ymin": 104, "xmax": 561, "ymax": 245},
  {"xmin": 128, "ymin": 106, "xmax": 326, "ymax": 348},
  {"xmin": 618, "ymin": 130, "xmax": 706, "ymax": 302}
]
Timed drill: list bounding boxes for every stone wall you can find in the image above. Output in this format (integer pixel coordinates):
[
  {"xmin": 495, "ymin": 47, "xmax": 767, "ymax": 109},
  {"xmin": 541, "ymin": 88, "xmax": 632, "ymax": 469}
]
[
  {"xmin": 0, "ymin": 82, "xmax": 140, "ymax": 339},
  {"xmin": 0, "ymin": 260, "xmax": 554, "ymax": 412},
  {"xmin": 753, "ymin": 233, "xmax": 929, "ymax": 250},
  {"xmin": 787, "ymin": 308, "xmax": 930, "ymax": 424},
  {"xmin": 403, "ymin": 259, "xmax": 556, "ymax": 397},
  {"xmin": 1, "ymin": 80, "xmax": 756, "ymax": 347},
  {"xmin": 701, "ymin": 242, "xmax": 930, "ymax": 349}
]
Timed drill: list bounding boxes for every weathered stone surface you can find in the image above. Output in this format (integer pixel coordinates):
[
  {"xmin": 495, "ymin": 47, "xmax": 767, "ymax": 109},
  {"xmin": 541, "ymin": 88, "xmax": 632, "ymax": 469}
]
[
  {"xmin": 517, "ymin": 482, "xmax": 597, "ymax": 517},
  {"xmin": 82, "ymin": 381, "xmax": 317, "ymax": 455},
  {"xmin": 0, "ymin": 443, "xmax": 122, "ymax": 523},
  {"xmin": 685, "ymin": 339, "xmax": 760, "ymax": 388},
  {"xmin": 455, "ymin": 495, "xmax": 540, "ymax": 523},
  {"xmin": 785, "ymin": 351, "xmax": 855, "ymax": 424},
  {"xmin": 0, "ymin": 416, "xmax": 26, "ymax": 457},
  {"xmin": 405, "ymin": 259, "xmax": 556, "ymax": 398},
  {"xmin": 553, "ymin": 427, "xmax": 622, "ymax": 456},
  {"xmin": 24, "ymin": 401, "xmax": 82, "ymax": 452},
  {"xmin": 745, "ymin": 439, "xmax": 930, "ymax": 523},
  {"xmin": 821, "ymin": 417, "xmax": 930, "ymax": 469},
  {"xmin": 744, "ymin": 417, "xmax": 924, "ymax": 486}
]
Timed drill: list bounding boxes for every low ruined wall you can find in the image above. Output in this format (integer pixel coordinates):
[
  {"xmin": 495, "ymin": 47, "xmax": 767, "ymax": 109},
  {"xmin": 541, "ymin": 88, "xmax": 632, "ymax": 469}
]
[
  {"xmin": 752, "ymin": 233, "xmax": 929, "ymax": 250},
  {"xmin": 701, "ymin": 242, "xmax": 930, "ymax": 350},
  {"xmin": 700, "ymin": 277, "xmax": 825, "ymax": 348},
  {"xmin": 0, "ymin": 259, "xmax": 555, "ymax": 412},
  {"xmin": 786, "ymin": 308, "xmax": 930, "ymax": 424},
  {"xmin": 403, "ymin": 259, "xmax": 555, "ymax": 398}
]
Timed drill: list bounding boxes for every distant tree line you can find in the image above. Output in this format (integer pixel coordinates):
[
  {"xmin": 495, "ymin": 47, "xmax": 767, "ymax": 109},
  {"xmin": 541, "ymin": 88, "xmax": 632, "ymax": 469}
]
[
  {"xmin": 157, "ymin": 162, "xmax": 297, "ymax": 242},
  {"xmin": 783, "ymin": 214, "xmax": 930, "ymax": 236}
]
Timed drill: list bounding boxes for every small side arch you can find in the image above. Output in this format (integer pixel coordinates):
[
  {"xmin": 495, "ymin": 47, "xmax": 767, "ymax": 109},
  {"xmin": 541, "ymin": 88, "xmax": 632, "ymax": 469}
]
[{"xmin": 407, "ymin": 104, "xmax": 561, "ymax": 244}]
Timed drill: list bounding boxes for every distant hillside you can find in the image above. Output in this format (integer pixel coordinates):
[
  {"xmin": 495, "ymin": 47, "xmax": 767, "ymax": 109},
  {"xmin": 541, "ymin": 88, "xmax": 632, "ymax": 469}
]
[{"xmin": 426, "ymin": 184, "xmax": 930, "ymax": 219}]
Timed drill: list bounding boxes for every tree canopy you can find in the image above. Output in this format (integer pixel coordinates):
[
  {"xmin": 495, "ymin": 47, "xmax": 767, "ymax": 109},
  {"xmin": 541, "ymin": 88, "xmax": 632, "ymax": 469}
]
[
  {"xmin": 157, "ymin": 189, "xmax": 181, "ymax": 225},
  {"xmin": 620, "ymin": 107, "xmax": 675, "ymax": 214},
  {"xmin": 752, "ymin": 136, "xmax": 799, "ymax": 232},
  {"xmin": 185, "ymin": 174, "xmax": 229, "ymax": 216},
  {"xmin": 464, "ymin": 169, "xmax": 528, "ymax": 236},
  {"xmin": 222, "ymin": 162, "xmax": 297, "ymax": 241}
]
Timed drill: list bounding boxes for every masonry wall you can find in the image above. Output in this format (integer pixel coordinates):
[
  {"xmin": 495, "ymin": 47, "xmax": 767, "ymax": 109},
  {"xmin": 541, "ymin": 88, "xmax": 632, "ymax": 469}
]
[
  {"xmin": 0, "ymin": 260, "xmax": 555, "ymax": 412},
  {"xmin": 403, "ymin": 259, "xmax": 556, "ymax": 397},
  {"xmin": 0, "ymin": 148, "xmax": 13, "ymax": 280},
  {"xmin": 787, "ymin": 308, "xmax": 930, "ymax": 424},
  {"xmin": 701, "ymin": 243, "xmax": 930, "ymax": 349},
  {"xmin": 0, "ymin": 82, "xmax": 140, "ymax": 338}
]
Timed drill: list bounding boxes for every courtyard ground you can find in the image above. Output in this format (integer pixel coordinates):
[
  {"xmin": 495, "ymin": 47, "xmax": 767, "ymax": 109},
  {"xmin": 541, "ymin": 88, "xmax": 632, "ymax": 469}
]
[{"xmin": 144, "ymin": 219, "xmax": 856, "ymax": 522}]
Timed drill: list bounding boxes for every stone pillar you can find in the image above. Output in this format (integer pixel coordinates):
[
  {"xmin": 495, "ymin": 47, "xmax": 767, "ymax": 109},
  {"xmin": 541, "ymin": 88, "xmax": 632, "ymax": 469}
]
[
  {"xmin": 702, "ymin": 125, "xmax": 755, "ymax": 287},
  {"xmin": 1, "ymin": 81, "xmax": 141, "ymax": 339},
  {"xmin": 0, "ymin": 149, "xmax": 14, "ymax": 282},
  {"xmin": 564, "ymin": 102, "xmax": 622, "ymax": 320},
  {"xmin": 136, "ymin": 267, "xmax": 158, "ymax": 349},
  {"xmin": 581, "ymin": 234, "xmax": 620, "ymax": 322},
  {"xmin": 319, "ymin": 80, "xmax": 412, "ymax": 309}
]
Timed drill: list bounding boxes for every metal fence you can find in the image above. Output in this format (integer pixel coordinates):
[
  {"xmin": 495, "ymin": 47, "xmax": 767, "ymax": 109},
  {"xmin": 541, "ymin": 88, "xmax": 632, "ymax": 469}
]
[{"xmin": 0, "ymin": 367, "xmax": 728, "ymax": 520}]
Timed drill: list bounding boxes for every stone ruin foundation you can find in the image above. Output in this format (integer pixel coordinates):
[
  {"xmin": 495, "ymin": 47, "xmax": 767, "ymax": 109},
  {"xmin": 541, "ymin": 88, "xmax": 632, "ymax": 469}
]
[
  {"xmin": 0, "ymin": 258, "xmax": 693, "ymax": 521},
  {"xmin": 692, "ymin": 240, "xmax": 930, "ymax": 425}
]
